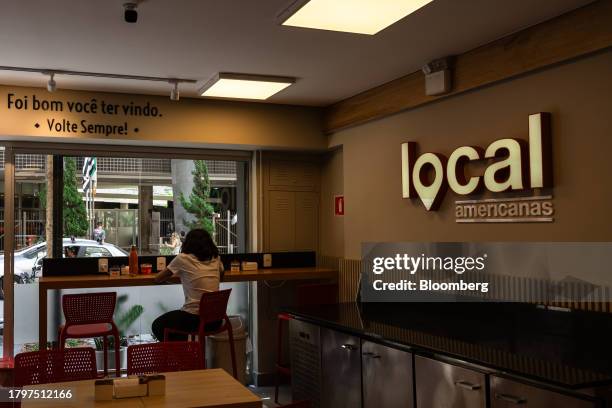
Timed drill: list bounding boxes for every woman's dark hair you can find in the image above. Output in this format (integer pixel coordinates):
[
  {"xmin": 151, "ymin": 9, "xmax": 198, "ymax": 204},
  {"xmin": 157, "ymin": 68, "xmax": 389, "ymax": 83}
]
[{"xmin": 180, "ymin": 229, "xmax": 219, "ymax": 261}]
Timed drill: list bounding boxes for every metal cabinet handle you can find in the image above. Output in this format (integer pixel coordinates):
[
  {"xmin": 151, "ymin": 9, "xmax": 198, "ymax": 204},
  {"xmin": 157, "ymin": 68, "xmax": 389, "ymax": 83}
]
[
  {"xmin": 341, "ymin": 344, "xmax": 357, "ymax": 351},
  {"xmin": 454, "ymin": 380, "xmax": 481, "ymax": 391},
  {"xmin": 495, "ymin": 393, "xmax": 527, "ymax": 404},
  {"xmin": 362, "ymin": 352, "xmax": 381, "ymax": 359}
]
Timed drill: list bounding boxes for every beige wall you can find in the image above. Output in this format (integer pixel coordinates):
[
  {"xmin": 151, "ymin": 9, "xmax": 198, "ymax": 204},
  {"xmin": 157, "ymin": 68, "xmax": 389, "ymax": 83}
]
[
  {"xmin": 0, "ymin": 85, "xmax": 325, "ymax": 150},
  {"xmin": 328, "ymin": 50, "xmax": 612, "ymax": 259},
  {"xmin": 319, "ymin": 147, "xmax": 344, "ymax": 258}
]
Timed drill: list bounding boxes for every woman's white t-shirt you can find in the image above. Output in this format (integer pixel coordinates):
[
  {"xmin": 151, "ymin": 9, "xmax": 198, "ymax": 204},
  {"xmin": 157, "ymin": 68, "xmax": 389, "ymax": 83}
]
[{"xmin": 167, "ymin": 253, "xmax": 223, "ymax": 315}]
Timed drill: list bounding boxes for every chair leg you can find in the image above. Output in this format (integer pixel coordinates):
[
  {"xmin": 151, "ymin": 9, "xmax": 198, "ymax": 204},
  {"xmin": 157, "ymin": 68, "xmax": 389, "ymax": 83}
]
[
  {"xmin": 275, "ymin": 317, "xmax": 283, "ymax": 403},
  {"xmin": 55, "ymin": 327, "xmax": 62, "ymax": 350},
  {"xmin": 274, "ymin": 370, "xmax": 281, "ymax": 404},
  {"xmin": 113, "ymin": 330, "xmax": 121, "ymax": 377},
  {"xmin": 201, "ymin": 334, "xmax": 207, "ymax": 369},
  {"xmin": 102, "ymin": 336, "xmax": 109, "ymax": 377},
  {"xmin": 58, "ymin": 330, "xmax": 66, "ymax": 351},
  {"xmin": 226, "ymin": 322, "xmax": 238, "ymax": 380}
]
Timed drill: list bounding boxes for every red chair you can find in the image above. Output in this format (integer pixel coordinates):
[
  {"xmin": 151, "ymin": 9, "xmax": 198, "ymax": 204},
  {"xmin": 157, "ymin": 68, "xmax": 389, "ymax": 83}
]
[
  {"xmin": 275, "ymin": 283, "xmax": 338, "ymax": 403},
  {"xmin": 127, "ymin": 341, "xmax": 203, "ymax": 375},
  {"xmin": 14, "ymin": 347, "xmax": 97, "ymax": 386},
  {"xmin": 58, "ymin": 292, "xmax": 120, "ymax": 377},
  {"xmin": 163, "ymin": 289, "xmax": 237, "ymax": 379}
]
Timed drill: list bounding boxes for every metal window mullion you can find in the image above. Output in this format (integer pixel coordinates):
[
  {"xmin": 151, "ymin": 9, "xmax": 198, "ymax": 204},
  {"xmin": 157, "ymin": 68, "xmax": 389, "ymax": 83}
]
[{"xmin": 3, "ymin": 148, "xmax": 15, "ymax": 358}]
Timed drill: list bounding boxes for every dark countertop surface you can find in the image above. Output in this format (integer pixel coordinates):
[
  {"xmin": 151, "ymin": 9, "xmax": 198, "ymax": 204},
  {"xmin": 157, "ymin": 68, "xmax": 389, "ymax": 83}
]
[{"xmin": 284, "ymin": 302, "xmax": 612, "ymax": 390}]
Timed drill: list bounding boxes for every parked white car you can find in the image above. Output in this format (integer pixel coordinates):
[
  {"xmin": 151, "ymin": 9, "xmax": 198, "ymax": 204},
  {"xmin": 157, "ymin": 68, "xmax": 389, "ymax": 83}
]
[{"xmin": 0, "ymin": 238, "xmax": 128, "ymax": 298}]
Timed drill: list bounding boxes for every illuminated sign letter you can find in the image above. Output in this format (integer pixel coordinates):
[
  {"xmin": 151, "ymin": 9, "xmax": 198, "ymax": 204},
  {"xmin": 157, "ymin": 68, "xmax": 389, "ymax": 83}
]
[
  {"xmin": 484, "ymin": 139, "xmax": 525, "ymax": 192},
  {"xmin": 529, "ymin": 112, "xmax": 552, "ymax": 188},
  {"xmin": 412, "ymin": 153, "xmax": 447, "ymax": 211},
  {"xmin": 401, "ymin": 142, "xmax": 416, "ymax": 198},
  {"xmin": 447, "ymin": 146, "xmax": 482, "ymax": 195}
]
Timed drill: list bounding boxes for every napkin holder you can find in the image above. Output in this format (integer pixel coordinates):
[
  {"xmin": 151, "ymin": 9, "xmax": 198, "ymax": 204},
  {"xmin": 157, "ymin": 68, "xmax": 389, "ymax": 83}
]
[{"xmin": 113, "ymin": 377, "xmax": 147, "ymax": 399}]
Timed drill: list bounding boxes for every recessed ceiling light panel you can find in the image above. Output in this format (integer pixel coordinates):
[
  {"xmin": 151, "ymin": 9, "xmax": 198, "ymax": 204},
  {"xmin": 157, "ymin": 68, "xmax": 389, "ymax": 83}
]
[
  {"xmin": 199, "ymin": 73, "xmax": 295, "ymax": 100},
  {"xmin": 280, "ymin": 0, "xmax": 434, "ymax": 35}
]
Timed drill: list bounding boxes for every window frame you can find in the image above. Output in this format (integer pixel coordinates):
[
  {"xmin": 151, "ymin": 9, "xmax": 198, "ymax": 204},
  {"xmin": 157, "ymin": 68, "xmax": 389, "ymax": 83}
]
[{"xmin": 2, "ymin": 142, "xmax": 252, "ymax": 358}]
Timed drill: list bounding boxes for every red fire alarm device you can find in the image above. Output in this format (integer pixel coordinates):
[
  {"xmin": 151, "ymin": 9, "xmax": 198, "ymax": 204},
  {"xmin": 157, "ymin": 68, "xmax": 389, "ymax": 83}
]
[{"xmin": 334, "ymin": 195, "xmax": 345, "ymax": 216}]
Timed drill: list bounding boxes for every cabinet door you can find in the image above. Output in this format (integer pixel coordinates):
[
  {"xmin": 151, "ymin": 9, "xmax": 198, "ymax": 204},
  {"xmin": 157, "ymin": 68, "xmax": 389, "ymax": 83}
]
[
  {"xmin": 269, "ymin": 160, "xmax": 296, "ymax": 186},
  {"xmin": 363, "ymin": 341, "xmax": 414, "ymax": 408},
  {"xmin": 295, "ymin": 192, "xmax": 318, "ymax": 250},
  {"xmin": 268, "ymin": 190, "xmax": 295, "ymax": 251},
  {"xmin": 295, "ymin": 162, "xmax": 319, "ymax": 188},
  {"xmin": 415, "ymin": 355, "xmax": 487, "ymax": 408},
  {"xmin": 290, "ymin": 320, "xmax": 321, "ymax": 408},
  {"xmin": 321, "ymin": 328, "xmax": 361, "ymax": 408},
  {"xmin": 490, "ymin": 376, "xmax": 599, "ymax": 408}
]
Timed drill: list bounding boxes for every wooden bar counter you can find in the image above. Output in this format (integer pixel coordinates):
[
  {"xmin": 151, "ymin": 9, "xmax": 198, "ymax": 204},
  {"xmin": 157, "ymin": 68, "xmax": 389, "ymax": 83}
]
[{"xmin": 38, "ymin": 267, "xmax": 337, "ymax": 348}]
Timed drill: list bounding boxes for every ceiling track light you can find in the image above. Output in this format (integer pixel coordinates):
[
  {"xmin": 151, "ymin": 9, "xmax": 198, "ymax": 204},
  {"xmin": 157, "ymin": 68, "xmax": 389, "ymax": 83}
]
[
  {"xmin": 46, "ymin": 72, "xmax": 56, "ymax": 92},
  {"xmin": 0, "ymin": 65, "xmax": 197, "ymax": 94},
  {"xmin": 169, "ymin": 80, "xmax": 180, "ymax": 101}
]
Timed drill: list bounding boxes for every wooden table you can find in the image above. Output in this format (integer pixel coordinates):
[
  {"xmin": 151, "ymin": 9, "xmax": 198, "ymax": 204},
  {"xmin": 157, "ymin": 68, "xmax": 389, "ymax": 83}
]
[
  {"xmin": 38, "ymin": 267, "xmax": 337, "ymax": 347},
  {"xmin": 22, "ymin": 369, "xmax": 261, "ymax": 408}
]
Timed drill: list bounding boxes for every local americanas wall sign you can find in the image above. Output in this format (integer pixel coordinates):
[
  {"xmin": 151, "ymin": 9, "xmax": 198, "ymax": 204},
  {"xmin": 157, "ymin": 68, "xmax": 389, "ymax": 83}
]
[{"xmin": 401, "ymin": 113, "xmax": 553, "ymax": 220}]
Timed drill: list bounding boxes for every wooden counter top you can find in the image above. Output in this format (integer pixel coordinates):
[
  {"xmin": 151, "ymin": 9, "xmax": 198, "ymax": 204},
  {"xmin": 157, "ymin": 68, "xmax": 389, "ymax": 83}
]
[
  {"xmin": 38, "ymin": 266, "xmax": 337, "ymax": 289},
  {"xmin": 222, "ymin": 266, "xmax": 337, "ymax": 282}
]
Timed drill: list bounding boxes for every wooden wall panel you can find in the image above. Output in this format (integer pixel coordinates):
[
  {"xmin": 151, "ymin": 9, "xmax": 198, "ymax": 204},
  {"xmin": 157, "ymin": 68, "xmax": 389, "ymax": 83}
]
[{"xmin": 324, "ymin": 0, "xmax": 612, "ymax": 133}]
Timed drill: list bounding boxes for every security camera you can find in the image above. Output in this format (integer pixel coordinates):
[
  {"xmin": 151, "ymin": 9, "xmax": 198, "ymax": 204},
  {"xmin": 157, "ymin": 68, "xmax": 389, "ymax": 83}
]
[{"xmin": 124, "ymin": 2, "xmax": 138, "ymax": 23}]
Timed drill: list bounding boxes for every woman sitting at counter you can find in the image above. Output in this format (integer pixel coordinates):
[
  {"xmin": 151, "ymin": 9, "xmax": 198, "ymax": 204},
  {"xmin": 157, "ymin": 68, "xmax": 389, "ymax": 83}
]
[{"xmin": 152, "ymin": 228, "xmax": 224, "ymax": 340}]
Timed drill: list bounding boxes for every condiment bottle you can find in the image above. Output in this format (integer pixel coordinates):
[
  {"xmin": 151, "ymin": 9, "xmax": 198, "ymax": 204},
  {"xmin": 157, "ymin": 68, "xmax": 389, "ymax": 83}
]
[{"xmin": 129, "ymin": 245, "xmax": 139, "ymax": 275}]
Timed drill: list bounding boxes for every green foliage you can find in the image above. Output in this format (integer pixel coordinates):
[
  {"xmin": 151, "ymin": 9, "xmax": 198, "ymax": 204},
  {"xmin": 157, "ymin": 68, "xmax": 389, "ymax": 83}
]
[
  {"xmin": 39, "ymin": 158, "xmax": 89, "ymax": 238},
  {"xmin": 94, "ymin": 294, "xmax": 144, "ymax": 350},
  {"xmin": 178, "ymin": 160, "xmax": 215, "ymax": 235},
  {"xmin": 63, "ymin": 158, "xmax": 89, "ymax": 237}
]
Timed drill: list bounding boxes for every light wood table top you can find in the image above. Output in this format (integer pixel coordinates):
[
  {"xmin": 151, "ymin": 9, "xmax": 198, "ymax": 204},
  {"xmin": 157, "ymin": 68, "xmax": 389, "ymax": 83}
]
[{"xmin": 22, "ymin": 369, "xmax": 262, "ymax": 408}]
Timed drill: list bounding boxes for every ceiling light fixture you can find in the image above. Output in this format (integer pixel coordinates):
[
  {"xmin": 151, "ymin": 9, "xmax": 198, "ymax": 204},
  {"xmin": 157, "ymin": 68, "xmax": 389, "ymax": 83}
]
[
  {"xmin": 279, "ymin": 0, "xmax": 434, "ymax": 35},
  {"xmin": 0, "ymin": 66, "xmax": 197, "ymax": 93},
  {"xmin": 199, "ymin": 73, "xmax": 295, "ymax": 100},
  {"xmin": 46, "ymin": 72, "xmax": 56, "ymax": 92},
  {"xmin": 169, "ymin": 80, "xmax": 180, "ymax": 101}
]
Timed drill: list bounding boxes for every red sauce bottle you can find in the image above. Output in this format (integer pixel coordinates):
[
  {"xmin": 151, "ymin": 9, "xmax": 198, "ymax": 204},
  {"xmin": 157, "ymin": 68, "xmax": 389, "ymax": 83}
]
[{"xmin": 129, "ymin": 245, "xmax": 139, "ymax": 275}]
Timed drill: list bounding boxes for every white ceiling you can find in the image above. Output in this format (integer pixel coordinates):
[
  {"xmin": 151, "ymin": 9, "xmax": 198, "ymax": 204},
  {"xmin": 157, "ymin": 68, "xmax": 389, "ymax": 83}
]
[{"xmin": 0, "ymin": 0, "xmax": 593, "ymax": 106}]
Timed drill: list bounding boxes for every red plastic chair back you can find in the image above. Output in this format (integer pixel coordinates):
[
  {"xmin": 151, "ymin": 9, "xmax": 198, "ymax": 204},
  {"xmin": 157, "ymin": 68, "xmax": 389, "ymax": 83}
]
[
  {"xmin": 14, "ymin": 347, "xmax": 97, "ymax": 387},
  {"xmin": 127, "ymin": 341, "xmax": 202, "ymax": 375},
  {"xmin": 199, "ymin": 289, "xmax": 232, "ymax": 325},
  {"xmin": 296, "ymin": 283, "xmax": 338, "ymax": 306},
  {"xmin": 62, "ymin": 292, "xmax": 116, "ymax": 325}
]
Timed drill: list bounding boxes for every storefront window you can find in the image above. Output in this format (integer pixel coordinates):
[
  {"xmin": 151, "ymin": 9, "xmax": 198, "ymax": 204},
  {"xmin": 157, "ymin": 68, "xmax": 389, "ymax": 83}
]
[{"xmin": 6, "ymin": 150, "xmax": 249, "ymax": 360}]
